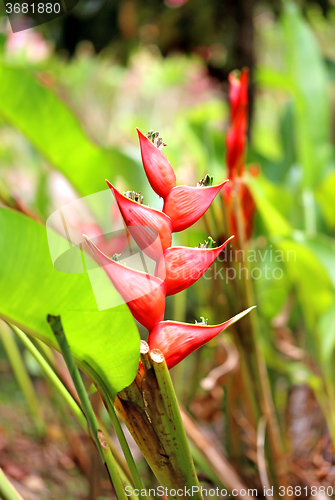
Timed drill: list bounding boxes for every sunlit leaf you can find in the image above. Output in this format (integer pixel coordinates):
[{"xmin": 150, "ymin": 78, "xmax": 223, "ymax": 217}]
[
  {"xmin": 0, "ymin": 64, "xmax": 143, "ymax": 198},
  {"xmin": 248, "ymin": 175, "xmax": 292, "ymax": 237},
  {"xmin": 315, "ymin": 169, "xmax": 335, "ymax": 229},
  {"xmin": 0, "ymin": 207, "xmax": 140, "ymax": 398},
  {"xmin": 277, "ymin": 238, "xmax": 334, "ymax": 329},
  {"xmin": 281, "ymin": 0, "xmax": 331, "ymax": 188}
]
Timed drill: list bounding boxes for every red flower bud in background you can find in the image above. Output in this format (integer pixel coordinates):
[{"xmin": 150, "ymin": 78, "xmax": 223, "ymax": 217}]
[
  {"xmin": 155, "ymin": 236, "xmax": 234, "ymax": 296},
  {"xmin": 137, "ymin": 128, "xmax": 176, "ymax": 199},
  {"xmin": 148, "ymin": 307, "xmax": 255, "ymax": 369},
  {"xmin": 163, "ymin": 181, "xmax": 228, "ymax": 232},
  {"xmin": 226, "ymin": 68, "xmax": 249, "ymax": 179},
  {"xmin": 106, "ymin": 180, "xmax": 173, "ymax": 261},
  {"xmin": 85, "ymin": 237, "xmax": 166, "ymax": 331},
  {"xmin": 229, "ymin": 68, "xmax": 249, "ymax": 123},
  {"xmin": 226, "ymin": 113, "xmax": 247, "ymax": 178}
]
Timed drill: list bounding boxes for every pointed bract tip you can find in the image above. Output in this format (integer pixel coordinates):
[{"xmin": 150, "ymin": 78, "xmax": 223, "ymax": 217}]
[
  {"xmin": 224, "ymin": 234, "xmax": 235, "ymax": 244},
  {"xmin": 82, "ymin": 233, "xmax": 94, "ymax": 247},
  {"xmin": 229, "ymin": 305, "xmax": 256, "ymax": 324}
]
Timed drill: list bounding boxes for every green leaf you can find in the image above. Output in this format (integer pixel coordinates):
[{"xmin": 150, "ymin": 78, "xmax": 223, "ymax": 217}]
[
  {"xmin": 318, "ymin": 301, "xmax": 335, "ymax": 366},
  {"xmin": 0, "ymin": 207, "xmax": 140, "ymax": 398},
  {"xmin": 281, "ymin": 1, "xmax": 331, "ymax": 188},
  {"xmin": 255, "ymin": 67, "xmax": 294, "ymax": 94},
  {"xmin": 0, "ymin": 64, "xmax": 143, "ymax": 198},
  {"xmin": 277, "ymin": 238, "xmax": 334, "ymax": 329},
  {"xmin": 297, "ymin": 232, "xmax": 335, "ymax": 290},
  {"xmin": 315, "ymin": 168, "xmax": 335, "ymax": 229},
  {"xmin": 248, "ymin": 175, "xmax": 292, "ymax": 237}
]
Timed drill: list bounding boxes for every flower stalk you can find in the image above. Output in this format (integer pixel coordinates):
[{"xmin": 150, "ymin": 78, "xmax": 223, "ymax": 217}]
[{"xmin": 114, "ymin": 341, "xmax": 203, "ymax": 500}]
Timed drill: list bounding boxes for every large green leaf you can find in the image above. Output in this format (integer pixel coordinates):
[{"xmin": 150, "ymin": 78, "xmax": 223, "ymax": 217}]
[
  {"xmin": 281, "ymin": 1, "xmax": 331, "ymax": 188},
  {"xmin": 0, "ymin": 207, "xmax": 140, "ymax": 398},
  {"xmin": 277, "ymin": 238, "xmax": 334, "ymax": 330},
  {"xmin": 0, "ymin": 64, "xmax": 144, "ymax": 198},
  {"xmin": 248, "ymin": 175, "xmax": 292, "ymax": 237}
]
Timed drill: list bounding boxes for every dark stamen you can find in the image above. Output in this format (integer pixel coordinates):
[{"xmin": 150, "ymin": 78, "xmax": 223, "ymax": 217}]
[
  {"xmin": 198, "ymin": 236, "xmax": 216, "ymax": 249},
  {"xmin": 197, "ymin": 174, "xmax": 214, "ymax": 187},
  {"xmin": 111, "ymin": 253, "xmax": 121, "ymax": 262},
  {"xmin": 123, "ymin": 191, "xmax": 144, "ymax": 204},
  {"xmin": 146, "ymin": 129, "xmax": 167, "ymax": 150},
  {"xmin": 195, "ymin": 316, "xmax": 208, "ymax": 325}
]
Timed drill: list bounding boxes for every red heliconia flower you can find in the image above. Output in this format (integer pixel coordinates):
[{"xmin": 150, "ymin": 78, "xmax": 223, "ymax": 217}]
[
  {"xmin": 106, "ymin": 180, "xmax": 173, "ymax": 261},
  {"xmin": 163, "ymin": 181, "xmax": 228, "ymax": 232},
  {"xmin": 226, "ymin": 68, "xmax": 249, "ymax": 179},
  {"xmin": 226, "ymin": 111, "xmax": 247, "ymax": 179},
  {"xmin": 229, "ymin": 68, "xmax": 249, "ymax": 123},
  {"xmin": 137, "ymin": 128, "xmax": 176, "ymax": 199},
  {"xmin": 84, "ymin": 237, "xmax": 166, "ymax": 331},
  {"xmin": 155, "ymin": 236, "xmax": 234, "ymax": 296},
  {"xmin": 148, "ymin": 307, "xmax": 255, "ymax": 369}
]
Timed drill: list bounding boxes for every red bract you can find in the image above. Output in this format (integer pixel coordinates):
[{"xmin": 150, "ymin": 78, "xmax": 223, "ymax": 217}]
[
  {"xmin": 137, "ymin": 128, "xmax": 176, "ymax": 199},
  {"xmin": 163, "ymin": 182, "xmax": 228, "ymax": 232},
  {"xmin": 226, "ymin": 110, "xmax": 247, "ymax": 178},
  {"xmin": 229, "ymin": 68, "xmax": 249, "ymax": 123},
  {"xmin": 155, "ymin": 236, "xmax": 234, "ymax": 296},
  {"xmin": 106, "ymin": 180, "xmax": 173, "ymax": 260},
  {"xmin": 226, "ymin": 68, "xmax": 249, "ymax": 179},
  {"xmin": 148, "ymin": 307, "xmax": 255, "ymax": 369},
  {"xmin": 85, "ymin": 237, "xmax": 166, "ymax": 331}
]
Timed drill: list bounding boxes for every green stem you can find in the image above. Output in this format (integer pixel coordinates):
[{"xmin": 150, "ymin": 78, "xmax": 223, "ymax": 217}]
[
  {"xmin": 0, "ymin": 322, "xmax": 44, "ymax": 433},
  {"xmin": 102, "ymin": 389, "xmax": 148, "ymax": 499},
  {"xmin": 150, "ymin": 349, "xmax": 203, "ymax": 500},
  {"xmin": 11, "ymin": 324, "xmax": 88, "ymax": 431},
  {"xmin": 0, "ymin": 469, "xmax": 24, "ymax": 500},
  {"xmin": 47, "ymin": 315, "xmax": 128, "ymax": 500},
  {"xmin": 115, "ymin": 342, "xmax": 202, "ymax": 499}
]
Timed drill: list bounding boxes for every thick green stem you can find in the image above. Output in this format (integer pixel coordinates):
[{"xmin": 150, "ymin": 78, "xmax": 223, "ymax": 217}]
[
  {"xmin": 115, "ymin": 341, "xmax": 203, "ymax": 500},
  {"xmin": 0, "ymin": 469, "xmax": 24, "ymax": 500},
  {"xmin": 47, "ymin": 315, "xmax": 128, "ymax": 500},
  {"xmin": 150, "ymin": 349, "xmax": 202, "ymax": 499}
]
